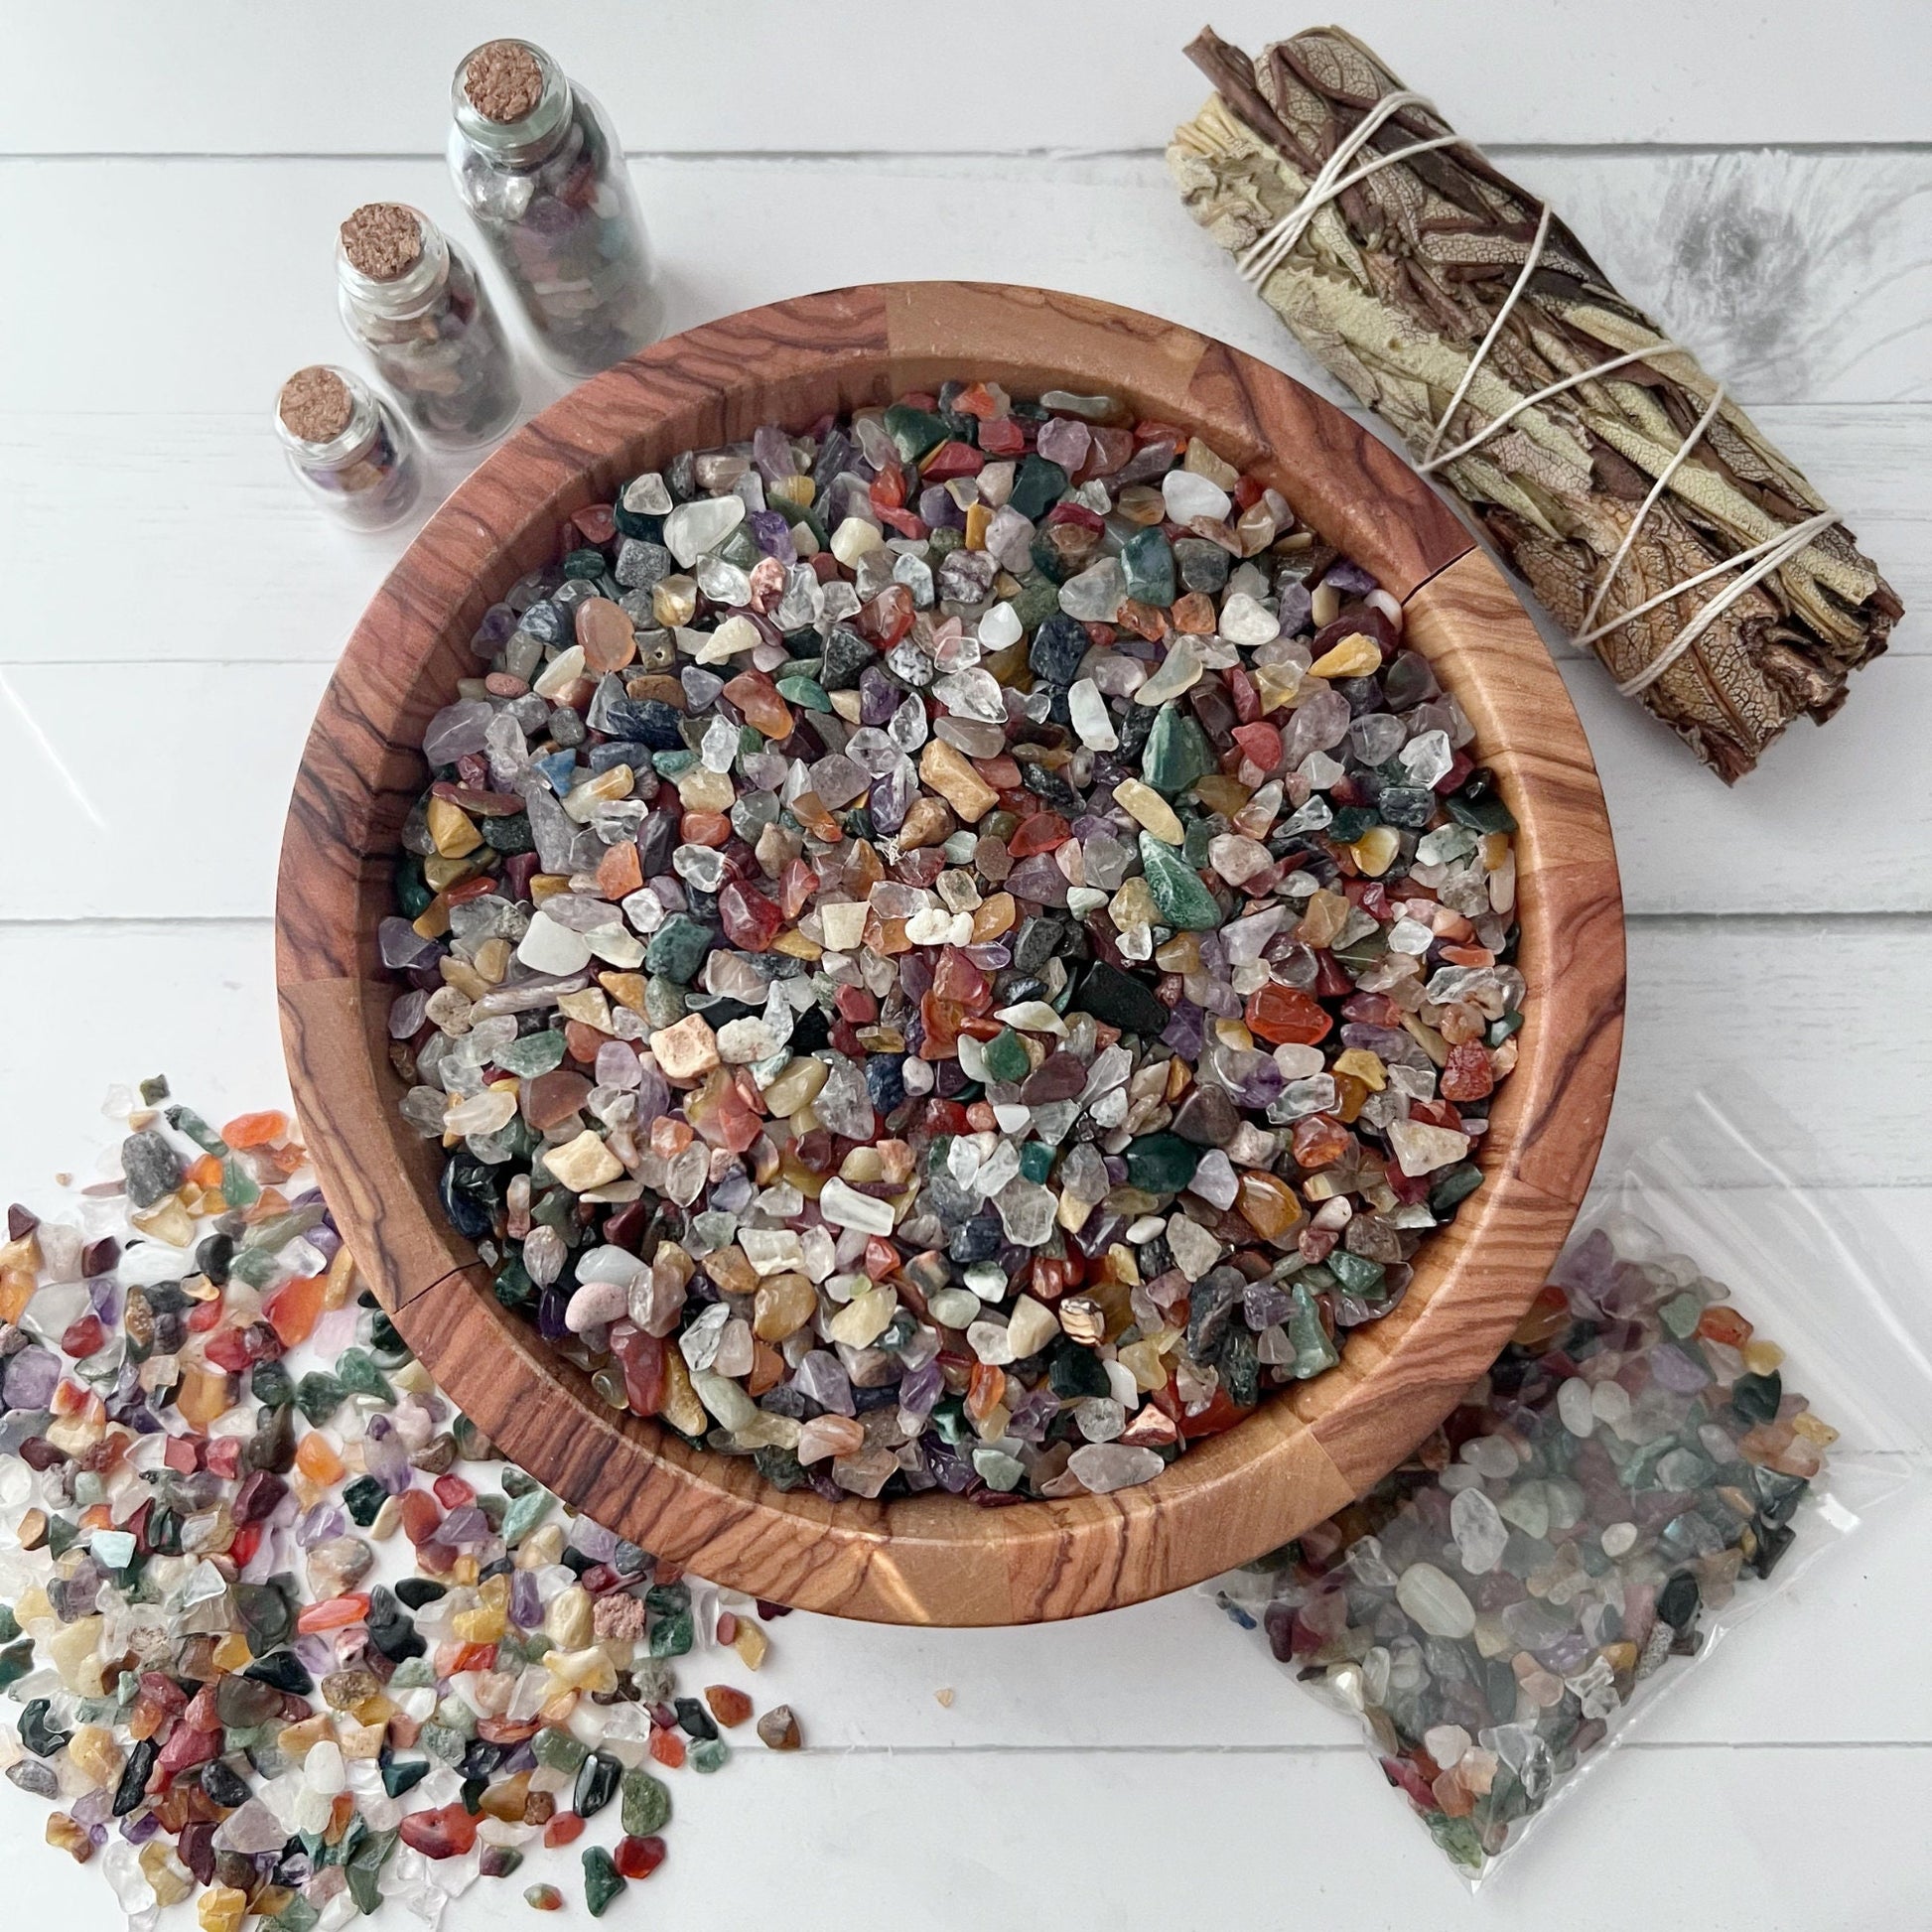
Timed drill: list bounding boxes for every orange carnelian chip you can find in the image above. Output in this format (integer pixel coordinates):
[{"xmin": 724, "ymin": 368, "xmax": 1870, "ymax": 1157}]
[
  {"xmin": 921, "ymin": 440, "xmax": 983, "ymax": 482},
  {"xmin": 398, "ymin": 1489, "xmax": 443, "ymax": 1545},
  {"xmin": 1245, "ymin": 983, "xmax": 1333, "ymax": 1046},
  {"xmin": 965, "ymin": 1361, "xmax": 1006, "ymax": 1422},
  {"xmin": 789, "ymin": 790, "xmax": 844, "ymax": 843},
  {"xmin": 1440, "ymin": 1041, "xmax": 1495, "ymax": 1102},
  {"xmin": 263, "ymin": 1274, "xmax": 327, "ymax": 1346},
  {"xmin": 294, "ymin": 1432, "xmax": 345, "ymax": 1484},
  {"xmin": 174, "ymin": 1366, "xmax": 233, "ymax": 1430},
  {"xmin": 563, "ymin": 1020, "xmax": 612, "ymax": 1064},
  {"xmin": 918, "ymin": 992, "xmax": 967, "ymax": 1058},
  {"xmin": 748, "ymin": 1339, "xmax": 784, "ymax": 1398},
  {"xmin": 843, "ymin": 842, "xmax": 884, "ymax": 895},
  {"xmin": 596, "ymin": 842, "xmax": 643, "ymax": 900},
  {"xmin": 721, "ymin": 670, "xmax": 794, "ymax": 741},
  {"xmin": 970, "ymin": 892, "xmax": 1017, "ymax": 941},
  {"xmin": 1115, "ymin": 599, "xmax": 1170, "ymax": 643},
  {"xmin": 1697, "ymin": 1305, "xmax": 1754, "ymax": 1349},
  {"xmin": 221, "ymin": 1111, "xmax": 288, "ymax": 1149},
  {"xmin": 931, "ymin": 947, "xmax": 991, "ymax": 1010},
  {"xmin": 1007, "ymin": 810, "xmax": 1070, "ymax": 858},
  {"xmin": 1291, "ymin": 1114, "xmax": 1353, "ymax": 1170},
  {"xmin": 297, "ymin": 1593, "xmax": 371, "ymax": 1633},
  {"xmin": 779, "ymin": 858, "xmax": 817, "ymax": 919},
  {"xmin": 704, "ymin": 1685, "xmax": 754, "ymax": 1727},
  {"xmin": 679, "ymin": 810, "xmax": 733, "ymax": 848},
  {"xmin": 1235, "ymin": 1171, "xmax": 1301, "ymax": 1241},
  {"xmin": 1177, "ymin": 1384, "xmax": 1254, "ymax": 1440},
  {"xmin": 399, "ymin": 1805, "xmax": 478, "ymax": 1860},
  {"xmin": 1332, "ymin": 1070, "xmax": 1370, "ymax": 1124}
]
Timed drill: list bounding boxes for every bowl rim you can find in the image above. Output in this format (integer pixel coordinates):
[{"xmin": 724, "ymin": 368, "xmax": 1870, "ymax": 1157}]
[{"xmin": 277, "ymin": 281, "xmax": 1623, "ymax": 1625}]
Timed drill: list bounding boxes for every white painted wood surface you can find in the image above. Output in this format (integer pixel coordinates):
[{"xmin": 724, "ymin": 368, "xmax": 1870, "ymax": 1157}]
[
  {"xmin": 1, "ymin": 7, "xmax": 1927, "ymax": 1925},
  {"xmin": 10, "ymin": 1, "xmax": 1930, "ymax": 148}
]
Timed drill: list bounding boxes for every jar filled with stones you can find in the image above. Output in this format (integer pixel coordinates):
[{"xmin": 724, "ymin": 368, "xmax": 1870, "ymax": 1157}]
[
  {"xmin": 337, "ymin": 201, "xmax": 520, "ymax": 449},
  {"xmin": 447, "ymin": 38, "xmax": 660, "ymax": 379},
  {"xmin": 273, "ymin": 363, "xmax": 422, "ymax": 529}
]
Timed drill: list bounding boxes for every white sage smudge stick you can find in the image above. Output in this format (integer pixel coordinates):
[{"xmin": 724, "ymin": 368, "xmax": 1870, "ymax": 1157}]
[{"xmin": 1172, "ymin": 24, "xmax": 1902, "ymax": 782}]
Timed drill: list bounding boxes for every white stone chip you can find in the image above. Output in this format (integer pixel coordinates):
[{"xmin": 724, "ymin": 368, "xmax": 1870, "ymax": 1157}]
[
  {"xmin": 1067, "ymin": 676, "xmax": 1118, "ymax": 751},
  {"xmin": 516, "ymin": 911, "xmax": 593, "ymax": 975},
  {"xmin": 1387, "ymin": 1118, "xmax": 1472, "ymax": 1177},
  {"xmin": 1165, "ymin": 1213, "xmax": 1224, "ymax": 1283},
  {"xmin": 818, "ymin": 1175, "xmax": 897, "ymax": 1237},
  {"xmin": 1068, "ymin": 1443, "xmax": 1166, "ymax": 1494},
  {"xmin": 1161, "ymin": 470, "xmax": 1232, "ymax": 525},
  {"xmin": 817, "ymin": 900, "xmax": 870, "ymax": 952},
  {"xmin": 739, "ymin": 1228, "xmax": 806, "ymax": 1277},
  {"xmin": 663, "ymin": 493, "xmax": 747, "ymax": 565}
]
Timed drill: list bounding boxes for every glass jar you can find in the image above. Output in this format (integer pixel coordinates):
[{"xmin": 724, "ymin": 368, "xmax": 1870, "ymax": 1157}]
[
  {"xmin": 274, "ymin": 365, "xmax": 422, "ymax": 530},
  {"xmin": 447, "ymin": 38, "xmax": 660, "ymax": 379},
  {"xmin": 337, "ymin": 202, "xmax": 519, "ymax": 449}
]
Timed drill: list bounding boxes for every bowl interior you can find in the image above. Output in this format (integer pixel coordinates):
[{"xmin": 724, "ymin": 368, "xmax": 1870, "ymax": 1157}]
[{"xmin": 278, "ymin": 283, "xmax": 1623, "ymax": 1623}]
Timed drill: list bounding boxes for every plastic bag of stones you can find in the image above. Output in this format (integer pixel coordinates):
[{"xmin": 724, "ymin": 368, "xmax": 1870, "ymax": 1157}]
[{"xmin": 1204, "ymin": 1083, "xmax": 1931, "ymax": 1885}]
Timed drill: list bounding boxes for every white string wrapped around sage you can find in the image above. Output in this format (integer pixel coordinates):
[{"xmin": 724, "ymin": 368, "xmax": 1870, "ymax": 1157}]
[{"xmin": 1172, "ymin": 25, "xmax": 1901, "ymax": 781}]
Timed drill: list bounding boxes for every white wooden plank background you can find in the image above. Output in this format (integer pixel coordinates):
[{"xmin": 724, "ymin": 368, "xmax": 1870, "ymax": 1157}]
[
  {"xmin": 2, "ymin": 7, "xmax": 1928, "ymax": 1926},
  {"xmin": 9, "ymin": 1, "xmax": 1930, "ymax": 148}
]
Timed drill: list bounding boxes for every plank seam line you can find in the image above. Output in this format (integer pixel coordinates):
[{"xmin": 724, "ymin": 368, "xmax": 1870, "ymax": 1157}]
[
  {"xmin": 3, "ymin": 141, "xmax": 1932, "ymax": 163},
  {"xmin": 766, "ymin": 1738, "xmax": 1932, "ymax": 1756},
  {"xmin": 0, "ymin": 916, "xmax": 277, "ymax": 930}
]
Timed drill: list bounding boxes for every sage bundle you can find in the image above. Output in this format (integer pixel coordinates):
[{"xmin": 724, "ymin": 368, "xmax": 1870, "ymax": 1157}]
[{"xmin": 1170, "ymin": 25, "xmax": 1902, "ymax": 780}]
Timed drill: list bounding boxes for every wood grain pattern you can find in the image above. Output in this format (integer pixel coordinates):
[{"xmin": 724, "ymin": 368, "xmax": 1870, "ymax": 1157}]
[{"xmin": 276, "ymin": 283, "xmax": 1623, "ymax": 1624}]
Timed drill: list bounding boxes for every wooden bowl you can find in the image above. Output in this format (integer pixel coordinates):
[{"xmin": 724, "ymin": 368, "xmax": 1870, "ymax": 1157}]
[{"xmin": 277, "ymin": 283, "xmax": 1623, "ymax": 1625}]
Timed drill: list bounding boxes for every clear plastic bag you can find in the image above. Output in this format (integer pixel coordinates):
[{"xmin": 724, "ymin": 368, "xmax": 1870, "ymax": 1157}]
[{"xmin": 1207, "ymin": 1083, "xmax": 1932, "ymax": 1885}]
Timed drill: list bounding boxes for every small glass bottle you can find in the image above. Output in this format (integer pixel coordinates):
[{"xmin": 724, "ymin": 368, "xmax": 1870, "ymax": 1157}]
[
  {"xmin": 337, "ymin": 202, "xmax": 519, "ymax": 449},
  {"xmin": 447, "ymin": 38, "xmax": 660, "ymax": 379},
  {"xmin": 274, "ymin": 365, "xmax": 422, "ymax": 530}
]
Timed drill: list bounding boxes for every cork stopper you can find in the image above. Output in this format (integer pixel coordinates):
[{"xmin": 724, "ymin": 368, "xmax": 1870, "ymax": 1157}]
[
  {"xmin": 340, "ymin": 203, "xmax": 423, "ymax": 282},
  {"xmin": 463, "ymin": 40, "xmax": 544, "ymax": 123},
  {"xmin": 278, "ymin": 366, "xmax": 353, "ymax": 443}
]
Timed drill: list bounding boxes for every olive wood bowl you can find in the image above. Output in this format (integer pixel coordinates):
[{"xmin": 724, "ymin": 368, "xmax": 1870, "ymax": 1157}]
[{"xmin": 277, "ymin": 283, "xmax": 1624, "ymax": 1625}]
